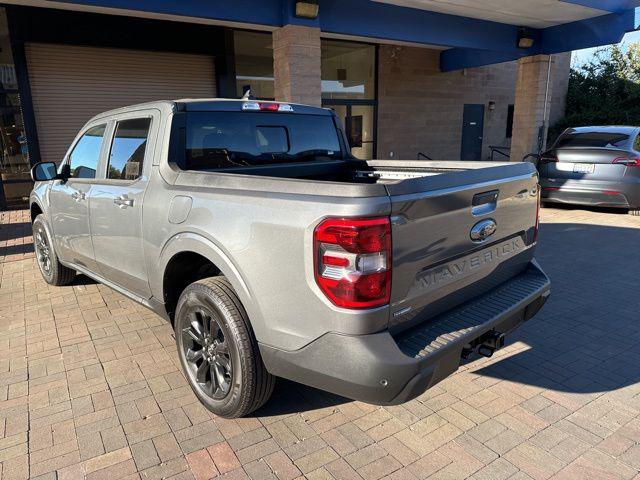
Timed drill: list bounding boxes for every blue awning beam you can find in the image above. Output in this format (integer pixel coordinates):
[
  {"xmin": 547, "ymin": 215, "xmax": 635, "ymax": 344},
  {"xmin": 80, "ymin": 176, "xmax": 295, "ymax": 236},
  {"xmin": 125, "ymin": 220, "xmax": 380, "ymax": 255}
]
[{"xmin": 36, "ymin": 0, "xmax": 640, "ymax": 71}]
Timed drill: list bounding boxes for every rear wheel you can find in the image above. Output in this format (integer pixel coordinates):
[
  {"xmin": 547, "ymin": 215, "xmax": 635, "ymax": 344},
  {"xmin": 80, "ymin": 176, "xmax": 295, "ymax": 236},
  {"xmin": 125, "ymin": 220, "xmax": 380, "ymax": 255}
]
[
  {"xmin": 175, "ymin": 277, "xmax": 274, "ymax": 418},
  {"xmin": 33, "ymin": 215, "xmax": 76, "ymax": 286}
]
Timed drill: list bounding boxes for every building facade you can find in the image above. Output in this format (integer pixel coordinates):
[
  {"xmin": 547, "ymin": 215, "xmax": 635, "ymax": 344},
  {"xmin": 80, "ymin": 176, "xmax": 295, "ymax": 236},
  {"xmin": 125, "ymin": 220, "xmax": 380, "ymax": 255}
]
[{"xmin": 0, "ymin": 1, "xmax": 631, "ymax": 209}]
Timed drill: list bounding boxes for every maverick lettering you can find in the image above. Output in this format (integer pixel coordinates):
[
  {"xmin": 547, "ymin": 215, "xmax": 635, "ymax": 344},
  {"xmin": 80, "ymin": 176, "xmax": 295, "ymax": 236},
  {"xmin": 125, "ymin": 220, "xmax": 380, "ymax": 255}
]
[{"xmin": 415, "ymin": 237, "xmax": 524, "ymax": 292}]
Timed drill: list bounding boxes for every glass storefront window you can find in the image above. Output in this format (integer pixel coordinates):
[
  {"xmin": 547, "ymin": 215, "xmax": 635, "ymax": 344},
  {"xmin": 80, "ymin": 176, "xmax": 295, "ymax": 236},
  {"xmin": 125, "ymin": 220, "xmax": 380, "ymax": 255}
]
[
  {"xmin": 234, "ymin": 30, "xmax": 274, "ymax": 100},
  {"xmin": 322, "ymin": 39, "xmax": 377, "ymax": 160},
  {"xmin": 321, "ymin": 40, "xmax": 375, "ymax": 100},
  {"xmin": 0, "ymin": 8, "xmax": 31, "ymax": 209}
]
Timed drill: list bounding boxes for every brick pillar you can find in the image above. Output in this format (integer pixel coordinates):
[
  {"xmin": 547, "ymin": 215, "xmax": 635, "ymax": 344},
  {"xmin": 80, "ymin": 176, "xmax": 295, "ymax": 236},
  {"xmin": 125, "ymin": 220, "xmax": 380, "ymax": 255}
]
[
  {"xmin": 272, "ymin": 25, "xmax": 321, "ymax": 106},
  {"xmin": 510, "ymin": 55, "xmax": 556, "ymax": 162}
]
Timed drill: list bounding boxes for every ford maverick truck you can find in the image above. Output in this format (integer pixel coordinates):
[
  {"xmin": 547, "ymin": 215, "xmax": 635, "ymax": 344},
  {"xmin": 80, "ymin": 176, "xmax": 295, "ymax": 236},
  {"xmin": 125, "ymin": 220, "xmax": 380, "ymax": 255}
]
[{"xmin": 30, "ymin": 99, "xmax": 550, "ymax": 418}]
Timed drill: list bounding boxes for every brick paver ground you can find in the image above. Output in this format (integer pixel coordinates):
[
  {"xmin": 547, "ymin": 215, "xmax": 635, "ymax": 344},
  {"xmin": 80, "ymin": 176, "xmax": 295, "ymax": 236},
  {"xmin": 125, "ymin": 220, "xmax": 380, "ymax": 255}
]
[{"xmin": 0, "ymin": 206, "xmax": 639, "ymax": 480}]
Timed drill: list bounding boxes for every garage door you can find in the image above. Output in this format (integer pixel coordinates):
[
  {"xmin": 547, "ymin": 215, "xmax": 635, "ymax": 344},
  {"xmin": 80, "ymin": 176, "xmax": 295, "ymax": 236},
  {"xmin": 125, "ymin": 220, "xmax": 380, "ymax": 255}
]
[{"xmin": 26, "ymin": 43, "xmax": 217, "ymax": 163}]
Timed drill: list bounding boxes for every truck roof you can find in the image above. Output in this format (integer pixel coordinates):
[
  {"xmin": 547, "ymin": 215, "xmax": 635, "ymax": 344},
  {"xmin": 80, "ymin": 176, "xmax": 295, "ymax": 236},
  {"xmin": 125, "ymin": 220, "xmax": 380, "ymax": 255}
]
[{"xmin": 88, "ymin": 98, "xmax": 333, "ymax": 122}]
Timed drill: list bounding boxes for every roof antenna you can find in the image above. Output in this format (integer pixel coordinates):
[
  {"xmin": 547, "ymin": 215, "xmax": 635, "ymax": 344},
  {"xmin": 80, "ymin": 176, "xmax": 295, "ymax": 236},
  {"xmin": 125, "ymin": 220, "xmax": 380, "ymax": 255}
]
[{"xmin": 241, "ymin": 89, "xmax": 252, "ymax": 100}]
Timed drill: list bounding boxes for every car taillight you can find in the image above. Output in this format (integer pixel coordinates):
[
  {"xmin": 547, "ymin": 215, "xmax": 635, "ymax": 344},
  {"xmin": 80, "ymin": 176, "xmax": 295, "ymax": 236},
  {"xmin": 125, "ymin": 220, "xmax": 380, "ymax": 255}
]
[
  {"xmin": 613, "ymin": 156, "xmax": 640, "ymax": 167},
  {"xmin": 313, "ymin": 217, "xmax": 392, "ymax": 309},
  {"xmin": 241, "ymin": 102, "xmax": 294, "ymax": 112}
]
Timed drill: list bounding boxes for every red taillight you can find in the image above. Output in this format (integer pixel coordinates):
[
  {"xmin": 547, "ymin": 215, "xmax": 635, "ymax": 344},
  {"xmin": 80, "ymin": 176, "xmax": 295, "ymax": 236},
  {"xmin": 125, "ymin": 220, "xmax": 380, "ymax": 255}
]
[
  {"xmin": 314, "ymin": 217, "xmax": 392, "ymax": 309},
  {"xmin": 613, "ymin": 156, "xmax": 640, "ymax": 167},
  {"xmin": 539, "ymin": 155, "xmax": 558, "ymax": 164},
  {"xmin": 241, "ymin": 102, "xmax": 294, "ymax": 112},
  {"xmin": 258, "ymin": 102, "xmax": 280, "ymax": 111}
]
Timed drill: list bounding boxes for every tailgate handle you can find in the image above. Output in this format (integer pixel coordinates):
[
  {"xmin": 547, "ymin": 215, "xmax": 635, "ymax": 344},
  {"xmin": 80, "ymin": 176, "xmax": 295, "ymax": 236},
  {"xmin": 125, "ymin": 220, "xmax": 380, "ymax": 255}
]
[{"xmin": 472, "ymin": 190, "xmax": 498, "ymax": 216}]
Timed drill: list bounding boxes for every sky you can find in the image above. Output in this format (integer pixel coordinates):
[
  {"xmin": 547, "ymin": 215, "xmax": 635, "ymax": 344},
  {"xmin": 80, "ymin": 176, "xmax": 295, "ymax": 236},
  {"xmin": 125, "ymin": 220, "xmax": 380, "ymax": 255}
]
[{"xmin": 571, "ymin": 30, "xmax": 640, "ymax": 66}]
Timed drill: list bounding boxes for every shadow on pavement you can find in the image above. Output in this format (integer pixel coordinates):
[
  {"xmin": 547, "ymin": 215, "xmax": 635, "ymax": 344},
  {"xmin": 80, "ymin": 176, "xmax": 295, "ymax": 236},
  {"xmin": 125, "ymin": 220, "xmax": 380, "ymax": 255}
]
[
  {"xmin": 474, "ymin": 221, "xmax": 640, "ymax": 394},
  {"xmin": 253, "ymin": 379, "xmax": 349, "ymax": 417}
]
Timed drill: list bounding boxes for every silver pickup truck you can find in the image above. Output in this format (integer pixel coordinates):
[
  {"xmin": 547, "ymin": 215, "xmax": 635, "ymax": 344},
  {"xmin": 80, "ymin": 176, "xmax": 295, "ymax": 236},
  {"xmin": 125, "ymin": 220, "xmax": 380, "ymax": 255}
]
[{"xmin": 30, "ymin": 99, "xmax": 550, "ymax": 418}]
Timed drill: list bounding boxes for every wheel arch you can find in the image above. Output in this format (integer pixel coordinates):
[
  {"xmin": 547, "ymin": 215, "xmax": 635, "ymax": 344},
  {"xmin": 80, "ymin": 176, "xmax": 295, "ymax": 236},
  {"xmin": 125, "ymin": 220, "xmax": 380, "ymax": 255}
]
[
  {"xmin": 155, "ymin": 233, "xmax": 258, "ymax": 329},
  {"xmin": 30, "ymin": 202, "xmax": 43, "ymax": 223}
]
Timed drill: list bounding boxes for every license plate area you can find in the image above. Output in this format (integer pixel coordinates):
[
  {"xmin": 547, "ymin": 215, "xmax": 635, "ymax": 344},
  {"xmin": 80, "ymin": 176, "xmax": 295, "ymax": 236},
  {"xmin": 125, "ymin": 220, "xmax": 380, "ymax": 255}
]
[{"xmin": 573, "ymin": 163, "xmax": 595, "ymax": 174}]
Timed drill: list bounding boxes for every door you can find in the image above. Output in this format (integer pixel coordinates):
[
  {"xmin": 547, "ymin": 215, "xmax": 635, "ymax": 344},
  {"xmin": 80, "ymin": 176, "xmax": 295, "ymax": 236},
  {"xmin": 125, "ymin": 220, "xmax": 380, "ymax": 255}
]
[
  {"xmin": 49, "ymin": 123, "xmax": 108, "ymax": 271},
  {"xmin": 89, "ymin": 114, "xmax": 156, "ymax": 298},
  {"xmin": 323, "ymin": 102, "xmax": 377, "ymax": 159},
  {"xmin": 26, "ymin": 43, "xmax": 216, "ymax": 164},
  {"xmin": 461, "ymin": 104, "xmax": 485, "ymax": 160}
]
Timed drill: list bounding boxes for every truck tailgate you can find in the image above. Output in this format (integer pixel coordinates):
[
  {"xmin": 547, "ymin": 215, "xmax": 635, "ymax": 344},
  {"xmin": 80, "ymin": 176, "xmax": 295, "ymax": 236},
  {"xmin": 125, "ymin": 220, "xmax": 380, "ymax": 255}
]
[{"xmin": 384, "ymin": 162, "xmax": 539, "ymax": 332}]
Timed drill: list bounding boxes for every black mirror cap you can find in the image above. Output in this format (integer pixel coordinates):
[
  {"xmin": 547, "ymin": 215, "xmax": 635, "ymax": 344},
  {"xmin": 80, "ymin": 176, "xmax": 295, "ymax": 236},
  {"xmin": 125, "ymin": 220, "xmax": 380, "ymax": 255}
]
[{"xmin": 30, "ymin": 161, "xmax": 60, "ymax": 182}]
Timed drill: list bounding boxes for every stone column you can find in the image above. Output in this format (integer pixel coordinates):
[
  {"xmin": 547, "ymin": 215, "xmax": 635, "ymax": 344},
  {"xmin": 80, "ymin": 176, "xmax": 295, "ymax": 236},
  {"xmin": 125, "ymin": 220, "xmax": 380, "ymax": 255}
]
[
  {"xmin": 272, "ymin": 25, "xmax": 321, "ymax": 106},
  {"xmin": 510, "ymin": 54, "xmax": 556, "ymax": 162}
]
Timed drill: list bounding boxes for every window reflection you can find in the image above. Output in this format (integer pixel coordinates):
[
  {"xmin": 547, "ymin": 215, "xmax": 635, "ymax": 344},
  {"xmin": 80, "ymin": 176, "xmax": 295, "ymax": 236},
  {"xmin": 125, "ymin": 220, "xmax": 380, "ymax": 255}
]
[
  {"xmin": 321, "ymin": 41, "xmax": 375, "ymax": 100},
  {"xmin": 0, "ymin": 8, "xmax": 31, "ymax": 208},
  {"xmin": 234, "ymin": 31, "xmax": 274, "ymax": 100}
]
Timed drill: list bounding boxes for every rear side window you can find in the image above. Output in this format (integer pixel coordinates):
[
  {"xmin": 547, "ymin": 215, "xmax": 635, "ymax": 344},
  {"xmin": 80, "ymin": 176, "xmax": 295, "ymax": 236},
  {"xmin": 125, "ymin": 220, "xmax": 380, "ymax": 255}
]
[
  {"xmin": 107, "ymin": 118, "xmax": 152, "ymax": 180},
  {"xmin": 555, "ymin": 131, "xmax": 630, "ymax": 149},
  {"xmin": 68, "ymin": 124, "xmax": 106, "ymax": 179},
  {"xmin": 175, "ymin": 111, "xmax": 343, "ymax": 170}
]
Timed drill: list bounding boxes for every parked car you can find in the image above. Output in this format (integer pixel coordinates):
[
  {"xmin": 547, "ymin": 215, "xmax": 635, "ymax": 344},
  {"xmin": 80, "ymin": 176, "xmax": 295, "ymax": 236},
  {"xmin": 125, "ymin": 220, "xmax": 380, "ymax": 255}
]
[
  {"xmin": 29, "ymin": 99, "xmax": 550, "ymax": 418},
  {"xmin": 539, "ymin": 126, "xmax": 640, "ymax": 215}
]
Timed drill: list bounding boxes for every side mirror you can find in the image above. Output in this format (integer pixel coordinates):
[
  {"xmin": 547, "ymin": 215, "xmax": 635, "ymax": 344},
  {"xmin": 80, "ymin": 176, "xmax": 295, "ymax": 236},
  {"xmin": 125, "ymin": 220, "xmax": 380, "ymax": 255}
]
[{"xmin": 31, "ymin": 162, "xmax": 59, "ymax": 182}]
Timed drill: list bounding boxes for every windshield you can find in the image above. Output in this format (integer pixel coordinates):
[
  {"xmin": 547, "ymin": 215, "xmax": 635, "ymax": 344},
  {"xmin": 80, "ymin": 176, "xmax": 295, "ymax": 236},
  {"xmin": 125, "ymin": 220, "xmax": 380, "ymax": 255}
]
[
  {"xmin": 554, "ymin": 131, "xmax": 631, "ymax": 149},
  {"xmin": 172, "ymin": 111, "xmax": 344, "ymax": 170}
]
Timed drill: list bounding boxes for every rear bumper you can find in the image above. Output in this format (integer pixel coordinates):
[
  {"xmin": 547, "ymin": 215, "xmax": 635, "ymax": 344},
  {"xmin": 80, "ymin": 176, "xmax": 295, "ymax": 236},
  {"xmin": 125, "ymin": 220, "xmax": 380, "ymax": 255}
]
[
  {"xmin": 260, "ymin": 261, "xmax": 550, "ymax": 405},
  {"xmin": 540, "ymin": 180, "xmax": 640, "ymax": 209}
]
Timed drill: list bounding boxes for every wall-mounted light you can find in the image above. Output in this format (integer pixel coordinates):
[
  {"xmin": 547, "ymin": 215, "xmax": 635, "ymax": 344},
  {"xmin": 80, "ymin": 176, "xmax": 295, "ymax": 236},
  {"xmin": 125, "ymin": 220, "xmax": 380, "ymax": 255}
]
[
  {"xmin": 295, "ymin": 0, "xmax": 319, "ymax": 19},
  {"xmin": 488, "ymin": 101, "xmax": 496, "ymax": 111},
  {"xmin": 517, "ymin": 27, "xmax": 535, "ymax": 49}
]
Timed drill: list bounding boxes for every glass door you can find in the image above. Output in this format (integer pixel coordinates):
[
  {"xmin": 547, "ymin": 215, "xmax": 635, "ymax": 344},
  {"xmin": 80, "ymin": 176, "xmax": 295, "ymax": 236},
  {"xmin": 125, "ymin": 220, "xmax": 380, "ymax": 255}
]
[
  {"xmin": 324, "ymin": 101, "xmax": 377, "ymax": 160},
  {"xmin": 0, "ymin": 9, "xmax": 31, "ymax": 210}
]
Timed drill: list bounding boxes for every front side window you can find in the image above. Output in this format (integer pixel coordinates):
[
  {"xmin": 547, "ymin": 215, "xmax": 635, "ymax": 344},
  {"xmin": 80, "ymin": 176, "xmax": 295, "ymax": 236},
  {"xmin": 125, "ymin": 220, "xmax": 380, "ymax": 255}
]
[
  {"xmin": 107, "ymin": 118, "xmax": 152, "ymax": 180},
  {"xmin": 68, "ymin": 124, "xmax": 106, "ymax": 179}
]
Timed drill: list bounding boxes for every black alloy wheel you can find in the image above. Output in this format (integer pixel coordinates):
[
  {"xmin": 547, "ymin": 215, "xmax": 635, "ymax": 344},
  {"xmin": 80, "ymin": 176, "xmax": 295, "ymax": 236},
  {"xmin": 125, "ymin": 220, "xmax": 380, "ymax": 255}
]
[{"xmin": 181, "ymin": 307, "xmax": 233, "ymax": 400}]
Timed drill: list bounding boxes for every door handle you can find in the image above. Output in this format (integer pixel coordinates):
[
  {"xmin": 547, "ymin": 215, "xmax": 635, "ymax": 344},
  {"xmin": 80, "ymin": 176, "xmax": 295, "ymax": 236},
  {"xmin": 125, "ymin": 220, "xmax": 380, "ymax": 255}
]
[
  {"xmin": 114, "ymin": 195, "xmax": 134, "ymax": 208},
  {"xmin": 71, "ymin": 191, "xmax": 85, "ymax": 202}
]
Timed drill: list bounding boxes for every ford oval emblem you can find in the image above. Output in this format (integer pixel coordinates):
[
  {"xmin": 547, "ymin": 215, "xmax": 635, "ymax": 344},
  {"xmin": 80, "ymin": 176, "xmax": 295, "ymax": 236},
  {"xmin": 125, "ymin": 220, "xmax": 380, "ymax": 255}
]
[{"xmin": 470, "ymin": 219, "xmax": 497, "ymax": 242}]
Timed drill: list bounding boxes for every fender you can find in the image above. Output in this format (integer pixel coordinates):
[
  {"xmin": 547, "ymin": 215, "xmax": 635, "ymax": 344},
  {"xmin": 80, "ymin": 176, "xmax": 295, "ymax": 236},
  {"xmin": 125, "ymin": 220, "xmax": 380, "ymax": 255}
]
[{"xmin": 153, "ymin": 231, "xmax": 266, "ymax": 338}]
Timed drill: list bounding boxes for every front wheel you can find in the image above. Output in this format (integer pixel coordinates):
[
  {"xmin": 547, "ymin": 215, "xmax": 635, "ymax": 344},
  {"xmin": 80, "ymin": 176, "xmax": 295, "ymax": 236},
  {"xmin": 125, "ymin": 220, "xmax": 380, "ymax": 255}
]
[
  {"xmin": 32, "ymin": 215, "xmax": 76, "ymax": 286},
  {"xmin": 175, "ymin": 277, "xmax": 274, "ymax": 418}
]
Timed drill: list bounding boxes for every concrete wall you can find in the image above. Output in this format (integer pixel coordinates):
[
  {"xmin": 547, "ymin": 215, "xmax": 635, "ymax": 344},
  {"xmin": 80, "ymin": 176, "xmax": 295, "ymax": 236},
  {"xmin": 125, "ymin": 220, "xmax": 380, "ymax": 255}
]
[{"xmin": 377, "ymin": 46, "xmax": 571, "ymax": 161}]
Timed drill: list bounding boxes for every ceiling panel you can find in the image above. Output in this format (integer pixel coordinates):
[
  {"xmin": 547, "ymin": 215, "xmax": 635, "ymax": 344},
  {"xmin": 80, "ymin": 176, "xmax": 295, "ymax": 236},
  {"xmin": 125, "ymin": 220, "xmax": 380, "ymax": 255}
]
[{"xmin": 370, "ymin": 0, "xmax": 611, "ymax": 28}]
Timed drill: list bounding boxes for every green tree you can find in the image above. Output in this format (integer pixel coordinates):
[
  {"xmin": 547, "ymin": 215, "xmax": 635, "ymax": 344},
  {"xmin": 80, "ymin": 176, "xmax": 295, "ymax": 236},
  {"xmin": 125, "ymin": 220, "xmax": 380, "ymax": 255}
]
[{"xmin": 549, "ymin": 44, "xmax": 640, "ymax": 143}]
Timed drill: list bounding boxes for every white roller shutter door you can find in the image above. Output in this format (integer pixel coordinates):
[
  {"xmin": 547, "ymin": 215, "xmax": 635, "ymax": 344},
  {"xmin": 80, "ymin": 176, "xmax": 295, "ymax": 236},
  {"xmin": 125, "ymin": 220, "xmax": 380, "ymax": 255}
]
[{"xmin": 26, "ymin": 43, "xmax": 217, "ymax": 163}]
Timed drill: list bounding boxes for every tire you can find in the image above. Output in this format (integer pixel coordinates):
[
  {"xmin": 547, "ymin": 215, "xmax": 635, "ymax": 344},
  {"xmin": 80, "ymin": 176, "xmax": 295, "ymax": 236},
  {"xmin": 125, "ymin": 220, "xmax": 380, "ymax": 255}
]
[
  {"xmin": 629, "ymin": 209, "xmax": 640, "ymax": 216},
  {"xmin": 175, "ymin": 276, "xmax": 275, "ymax": 418},
  {"xmin": 32, "ymin": 215, "xmax": 76, "ymax": 286}
]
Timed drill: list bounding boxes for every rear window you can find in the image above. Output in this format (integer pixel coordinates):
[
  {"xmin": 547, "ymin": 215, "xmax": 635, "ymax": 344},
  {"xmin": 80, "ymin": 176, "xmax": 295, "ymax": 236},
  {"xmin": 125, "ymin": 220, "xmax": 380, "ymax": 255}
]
[
  {"xmin": 172, "ymin": 111, "xmax": 343, "ymax": 170},
  {"xmin": 555, "ymin": 131, "xmax": 630, "ymax": 149}
]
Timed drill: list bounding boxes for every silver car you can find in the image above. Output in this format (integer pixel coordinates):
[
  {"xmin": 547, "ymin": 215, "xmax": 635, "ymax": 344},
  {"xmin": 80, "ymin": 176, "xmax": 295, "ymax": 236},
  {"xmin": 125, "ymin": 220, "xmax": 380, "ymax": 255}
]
[{"xmin": 539, "ymin": 126, "xmax": 640, "ymax": 215}]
